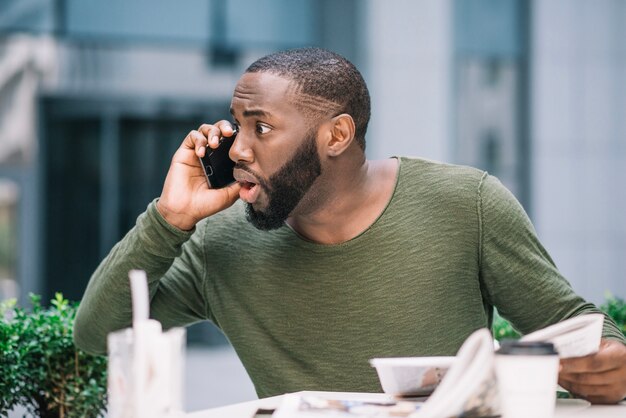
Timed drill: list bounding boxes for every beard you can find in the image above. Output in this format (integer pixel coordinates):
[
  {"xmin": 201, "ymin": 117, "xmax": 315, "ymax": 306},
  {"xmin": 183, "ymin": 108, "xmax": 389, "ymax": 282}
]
[{"xmin": 239, "ymin": 130, "xmax": 322, "ymax": 231}]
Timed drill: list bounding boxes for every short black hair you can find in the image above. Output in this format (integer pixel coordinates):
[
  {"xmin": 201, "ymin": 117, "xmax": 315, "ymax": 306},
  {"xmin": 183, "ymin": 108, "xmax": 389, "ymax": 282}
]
[{"xmin": 245, "ymin": 47, "xmax": 371, "ymax": 150}]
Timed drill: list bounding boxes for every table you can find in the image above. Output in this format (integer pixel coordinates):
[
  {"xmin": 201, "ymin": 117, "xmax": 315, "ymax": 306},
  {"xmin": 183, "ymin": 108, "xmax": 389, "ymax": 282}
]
[{"xmin": 187, "ymin": 391, "xmax": 626, "ymax": 418}]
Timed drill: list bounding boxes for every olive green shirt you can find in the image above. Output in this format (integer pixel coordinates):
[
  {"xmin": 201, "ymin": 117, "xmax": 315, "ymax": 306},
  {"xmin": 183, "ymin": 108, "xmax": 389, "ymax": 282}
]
[{"xmin": 74, "ymin": 157, "xmax": 625, "ymax": 398}]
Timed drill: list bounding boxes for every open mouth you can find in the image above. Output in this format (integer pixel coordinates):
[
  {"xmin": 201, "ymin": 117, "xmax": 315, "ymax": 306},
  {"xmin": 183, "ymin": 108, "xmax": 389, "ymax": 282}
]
[
  {"xmin": 233, "ymin": 168, "xmax": 263, "ymax": 204},
  {"xmin": 239, "ymin": 181, "xmax": 261, "ymax": 204},
  {"xmin": 237, "ymin": 180, "xmax": 261, "ymax": 204},
  {"xmin": 240, "ymin": 180, "xmax": 256, "ymax": 190}
]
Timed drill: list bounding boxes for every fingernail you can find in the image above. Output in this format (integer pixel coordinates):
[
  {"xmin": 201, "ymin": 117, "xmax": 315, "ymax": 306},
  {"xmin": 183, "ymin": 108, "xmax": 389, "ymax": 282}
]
[{"xmin": 212, "ymin": 136, "xmax": 219, "ymax": 145}]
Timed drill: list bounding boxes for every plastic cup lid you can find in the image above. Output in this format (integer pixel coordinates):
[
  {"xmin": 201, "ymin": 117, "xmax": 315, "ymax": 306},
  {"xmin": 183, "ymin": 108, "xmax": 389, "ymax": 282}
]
[{"xmin": 497, "ymin": 340, "xmax": 558, "ymax": 355}]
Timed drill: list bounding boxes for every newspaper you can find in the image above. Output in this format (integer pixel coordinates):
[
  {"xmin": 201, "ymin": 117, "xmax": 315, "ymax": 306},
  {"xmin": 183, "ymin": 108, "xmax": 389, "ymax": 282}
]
[
  {"xmin": 272, "ymin": 394, "xmax": 421, "ymax": 418},
  {"xmin": 415, "ymin": 313, "xmax": 604, "ymax": 417},
  {"xmin": 412, "ymin": 328, "xmax": 499, "ymax": 418},
  {"xmin": 273, "ymin": 329, "xmax": 498, "ymax": 418},
  {"xmin": 520, "ymin": 313, "xmax": 604, "ymax": 358},
  {"xmin": 272, "ymin": 314, "xmax": 605, "ymax": 418}
]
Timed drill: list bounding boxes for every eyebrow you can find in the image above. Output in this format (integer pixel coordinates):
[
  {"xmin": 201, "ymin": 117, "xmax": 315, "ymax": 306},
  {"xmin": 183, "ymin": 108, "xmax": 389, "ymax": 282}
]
[{"xmin": 229, "ymin": 107, "xmax": 272, "ymax": 119}]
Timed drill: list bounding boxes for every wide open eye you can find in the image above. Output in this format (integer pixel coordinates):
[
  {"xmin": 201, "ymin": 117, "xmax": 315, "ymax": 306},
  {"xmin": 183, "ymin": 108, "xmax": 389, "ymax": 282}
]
[{"xmin": 256, "ymin": 123, "xmax": 272, "ymax": 135}]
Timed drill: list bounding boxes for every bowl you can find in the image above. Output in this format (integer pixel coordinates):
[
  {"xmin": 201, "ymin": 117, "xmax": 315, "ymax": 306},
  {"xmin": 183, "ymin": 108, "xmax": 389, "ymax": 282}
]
[{"xmin": 370, "ymin": 356, "xmax": 456, "ymax": 396}]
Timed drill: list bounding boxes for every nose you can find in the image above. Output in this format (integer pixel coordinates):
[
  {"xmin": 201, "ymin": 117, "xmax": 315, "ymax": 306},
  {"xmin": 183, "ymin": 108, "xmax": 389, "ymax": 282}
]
[{"xmin": 229, "ymin": 130, "xmax": 254, "ymax": 164}]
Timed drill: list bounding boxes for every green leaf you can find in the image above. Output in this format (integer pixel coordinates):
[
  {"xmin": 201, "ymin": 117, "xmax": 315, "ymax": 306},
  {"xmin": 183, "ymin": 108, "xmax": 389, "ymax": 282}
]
[
  {"xmin": 492, "ymin": 310, "xmax": 521, "ymax": 341},
  {"xmin": 0, "ymin": 294, "xmax": 108, "ymax": 417},
  {"xmin": 600, "ymin": 294, "xmax": 626, "ymax": 337}
]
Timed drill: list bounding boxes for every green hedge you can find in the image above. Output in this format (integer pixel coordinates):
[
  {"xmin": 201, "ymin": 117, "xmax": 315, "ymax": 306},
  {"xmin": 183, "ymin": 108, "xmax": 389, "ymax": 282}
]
[{"xmin": 0, "ymin": 294, "xmax": 107, "ymax": 418}]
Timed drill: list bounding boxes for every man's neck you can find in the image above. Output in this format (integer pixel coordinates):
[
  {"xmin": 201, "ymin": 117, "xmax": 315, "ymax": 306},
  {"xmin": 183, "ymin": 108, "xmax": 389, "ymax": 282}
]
[{"xmin": 285, "ymin": 158, "xmax": 399, "ymax": 245}]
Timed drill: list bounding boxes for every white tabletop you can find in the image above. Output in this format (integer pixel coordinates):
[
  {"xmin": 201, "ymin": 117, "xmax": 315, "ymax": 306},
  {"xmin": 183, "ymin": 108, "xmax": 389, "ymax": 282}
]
[{"xmin": 186, "ymin": 391, "xmax": 626, "ymax": 418}]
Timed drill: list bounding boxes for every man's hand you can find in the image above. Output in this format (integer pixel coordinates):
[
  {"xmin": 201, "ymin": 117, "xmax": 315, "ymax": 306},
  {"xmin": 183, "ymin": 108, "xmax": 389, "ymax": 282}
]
[
  {"xmin": 157, "ymin": 121, "xmax": 241, "ymax": 230},
  {"xmin": 559, "ymin": 338, "xmax": 626, "ymax": 404}
]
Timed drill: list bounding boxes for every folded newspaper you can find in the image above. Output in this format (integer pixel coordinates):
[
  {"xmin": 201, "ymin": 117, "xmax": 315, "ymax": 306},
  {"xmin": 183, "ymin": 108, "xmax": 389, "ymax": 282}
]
[
  {"xmin": 520, "ymin": 313, "xmax": 604, "ymax": 358},
  {"xmin": 272, "ymin": 314, "xmax": 605, "ymax": 418}
]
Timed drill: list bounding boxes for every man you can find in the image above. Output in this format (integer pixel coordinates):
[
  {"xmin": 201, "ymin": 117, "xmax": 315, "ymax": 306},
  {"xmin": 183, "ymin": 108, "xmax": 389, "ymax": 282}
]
[{"xmin": 74, "ymin": 48, "xmax": 626, "ymax": 403}]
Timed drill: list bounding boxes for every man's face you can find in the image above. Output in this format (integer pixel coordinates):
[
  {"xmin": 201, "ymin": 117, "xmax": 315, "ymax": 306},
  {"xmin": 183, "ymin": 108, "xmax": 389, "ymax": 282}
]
[{"xmin": 229, "ymin": 72, "xmax": 323, "ymax": 230}]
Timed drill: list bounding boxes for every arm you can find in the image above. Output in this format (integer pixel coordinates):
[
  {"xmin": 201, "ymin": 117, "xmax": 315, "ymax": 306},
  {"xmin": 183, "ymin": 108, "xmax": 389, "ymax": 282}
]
[
  {"xmin": 74, "ymin": 121, "xmax": 241, "ymax": 354},
  {"xmin": 73, "ymin": 201, "xmax": 206, "ymax": 354},
  {"xmin": 478, "ymin": 174, "xmax": 626, "ymax": 403},
  {"xmin": 478, "ymin": 174, "xmax": 625, "ymax": 342}
]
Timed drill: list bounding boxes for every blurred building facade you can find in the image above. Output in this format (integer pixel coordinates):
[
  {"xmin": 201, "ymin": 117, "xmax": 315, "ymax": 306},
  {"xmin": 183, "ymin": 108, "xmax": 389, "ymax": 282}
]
[
  {"xmin": 532, "ymin": 0, "xmax": 626, "ymax": 303},
  {"xmin": 0, "ymin": 0, "xmax": 624, "ymax": 323}
]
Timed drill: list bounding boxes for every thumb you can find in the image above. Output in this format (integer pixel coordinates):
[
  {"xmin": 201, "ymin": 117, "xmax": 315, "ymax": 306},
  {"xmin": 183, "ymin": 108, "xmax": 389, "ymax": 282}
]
[
  {"xmin": 197, "ymin": 182, "xmax": 242, "ymax": 216},
  {"xmin": 220, "ymin": 182, "xmax": 242, "ymax": 207}
]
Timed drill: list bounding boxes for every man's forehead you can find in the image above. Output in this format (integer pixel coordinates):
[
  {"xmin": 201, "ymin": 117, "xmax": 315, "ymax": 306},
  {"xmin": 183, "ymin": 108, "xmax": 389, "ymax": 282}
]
[
  {"xmin": 231, "ymin": 71, "xmax": 341, "ymax": 121},
  {"xmin": 230, "ymin": 72, "xmax": 298, "ymax": 114}
]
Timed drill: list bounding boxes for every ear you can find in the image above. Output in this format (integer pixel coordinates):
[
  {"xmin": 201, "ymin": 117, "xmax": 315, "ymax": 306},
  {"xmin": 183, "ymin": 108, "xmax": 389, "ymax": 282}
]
[{"xmin": 323, "ymin": 114, "xmax": 356, "ymax": 157}]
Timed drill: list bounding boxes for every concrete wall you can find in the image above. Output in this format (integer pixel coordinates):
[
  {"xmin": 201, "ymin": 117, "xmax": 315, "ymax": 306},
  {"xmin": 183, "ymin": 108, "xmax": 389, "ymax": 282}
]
[
  {"xmin": 364, "ymin": 0, "xmax": 452, "ymax": 162},
  {"xmin": 531, "ymin": 0, "xmax": 626, "ymax": 303}
]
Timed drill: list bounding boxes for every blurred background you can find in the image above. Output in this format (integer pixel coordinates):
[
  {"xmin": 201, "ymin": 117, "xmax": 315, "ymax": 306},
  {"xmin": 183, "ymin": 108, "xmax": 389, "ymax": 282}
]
[{"xmin": 1, "ymin": 0, "xmax": 624, "ymax": 412}]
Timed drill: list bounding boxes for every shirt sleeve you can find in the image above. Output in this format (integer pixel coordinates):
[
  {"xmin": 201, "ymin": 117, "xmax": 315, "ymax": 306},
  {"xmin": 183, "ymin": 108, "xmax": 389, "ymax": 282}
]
[
  {"xmin": 477, "ymin": 174, "xmax": 625, "ymax": 344},
  {"xmin": 73, "ymin": 199, "xmax": 210, "ymax": 355}
]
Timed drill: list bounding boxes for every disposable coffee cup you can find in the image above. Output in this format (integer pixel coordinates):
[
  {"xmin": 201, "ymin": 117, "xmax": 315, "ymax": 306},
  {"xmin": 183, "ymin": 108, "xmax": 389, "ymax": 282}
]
[{"xmin": 495, "ymin": 340, "xmax": 559, "ymax": 418}]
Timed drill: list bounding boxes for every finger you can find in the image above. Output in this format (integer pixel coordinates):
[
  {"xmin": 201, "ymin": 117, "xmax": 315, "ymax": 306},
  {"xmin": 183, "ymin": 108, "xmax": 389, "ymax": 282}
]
[
  {"xmin": 561, "ymin": 359, "xmax": 615, "ymax": 374},
  {"xmin": 559, "ymin": 355, "xmax": 623, "ymax": 374},
  {"xmin": 560, "ymin": 353, "xmax": 620, "ymax": 374},
  {"xmin": 560, "ymin": 367, "xmax": 625, "ymax": 386},
  {"xmin": 585, "ymin": 394, "xmax": 626, "ymax": 405},
  {"xmin": 566, "ymin": 383, "xmax": 621, "ymax": 403},
  {"xmin": 197, "ymin": 124, "xmax": 222, "ymax": 149},
  {"xmin": 192, "ymin": 130, "xmax": 210, "ymax": 157},
  {"xmin": 559, "ymin": 377, "xmax": 626, "ymax": 404},
  {"xmin": 196, "ymin": 182, "xmax": 241, "ymax": 216},
  {"xmin": 214, "ymin": 120, "xmax": 235, "ymax": 137},
  {"xmin": 182, "ymin": 130, "xmax": 209, "ymax": 156},
  {"xmin": 221, "ymin": 181, "xmax": 242, "ymax": 205},
  {"xmin": 199, "ymin": 121, "xmax": 235, "ymax": 149}
]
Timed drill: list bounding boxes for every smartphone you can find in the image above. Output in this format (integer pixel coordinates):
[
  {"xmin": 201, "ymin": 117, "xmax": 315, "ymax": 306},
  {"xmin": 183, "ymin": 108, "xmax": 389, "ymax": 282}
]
[{"xmin": 199, "ymin": 127, "xmax": 237, "ymax": 189}]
